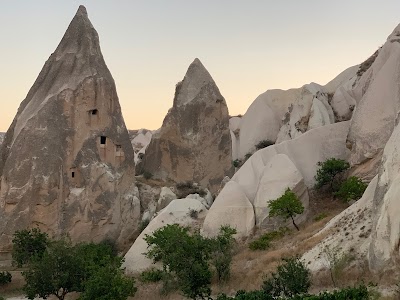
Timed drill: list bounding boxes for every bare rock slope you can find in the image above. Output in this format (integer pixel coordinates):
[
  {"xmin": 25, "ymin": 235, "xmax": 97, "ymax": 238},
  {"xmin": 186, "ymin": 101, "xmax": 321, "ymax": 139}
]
[
  {"xmin": 0, "ymin": 6, "xmax": 140, "ymax": 251},
  {"xmin": 141, "ymin": 59, "xmax": 232, "ymax": 193}
]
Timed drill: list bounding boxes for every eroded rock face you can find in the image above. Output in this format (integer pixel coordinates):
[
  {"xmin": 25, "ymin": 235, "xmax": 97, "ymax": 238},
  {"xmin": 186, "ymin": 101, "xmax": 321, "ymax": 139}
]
[
  {"xmin": 0, "ymin": 6, "xmax": 140, "ymax": 251},
  {"xmin": 347, "ymin": 25, "xmax": 400, "ymax": 168},
  {"xmin": 0, "ymin": 133, "xmax": 4, "ymax": 147},
  {"xmin": 141, "ymin": 59, "xmax": 232, "ymax": 193}
]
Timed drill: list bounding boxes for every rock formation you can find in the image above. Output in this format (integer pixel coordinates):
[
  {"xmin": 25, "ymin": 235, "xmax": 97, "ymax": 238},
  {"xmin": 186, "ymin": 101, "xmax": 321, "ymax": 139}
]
[
  {"xmin": 0, "ymin": 6, "xmax": 140, "ymax": 251},
  {"xmin": 347, "ymin": 25, "xmax": 400, "ymax": 172},
  {"xmin": 203, "ymin": 122, "xmax": 350, "ymax": 237},
  {"xmin": 141, "ymin": 59, "xmax": 232, "ymax": 193},
  {"xmin": 0, "ymin": 133, "xmax": 4, "ymax": 147},
  {"xmin": 232, "ymin": 66, "xmax": 358, "ymax": 160},
  {"xmin": 129, "ymin": 128, "xmax": 153, "ymax": 164}
]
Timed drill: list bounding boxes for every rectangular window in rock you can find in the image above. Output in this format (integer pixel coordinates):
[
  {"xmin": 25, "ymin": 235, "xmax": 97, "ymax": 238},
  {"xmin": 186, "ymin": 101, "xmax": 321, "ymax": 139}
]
[
  {"xmin": 100, "ymin": 136, "xmax": 107, "ymax": 145},
  {"xmin": 71, "ymin": 172, "xmax": 75, "ymax": 178},
  {"xmin": 90, "ymin": 109, "xmax": 98, "ymax": 115}
]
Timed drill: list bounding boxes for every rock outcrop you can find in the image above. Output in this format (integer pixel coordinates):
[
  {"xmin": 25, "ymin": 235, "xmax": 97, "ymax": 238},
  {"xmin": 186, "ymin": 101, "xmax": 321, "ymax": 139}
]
[
  {"xmin": 0, "ymin": 133, "xmax": 4, "ymax": 147},
  {"xmin": 203, "ymin": 122, "xmax": 350, "ymax": 237},
  {"xmin": 141, "ymin": 59, "xmax": 232, "ymax": 193},
  {"xmin": 0, "ymin": 6, "xmax": 140, "ymax": 251},
  {"xmin": 129, "ymin": 128, "xmax": 153, "ymax": 164},
  {"xmin": 347, "ymin": 25, "xmax": 400, "ymax": 169}
]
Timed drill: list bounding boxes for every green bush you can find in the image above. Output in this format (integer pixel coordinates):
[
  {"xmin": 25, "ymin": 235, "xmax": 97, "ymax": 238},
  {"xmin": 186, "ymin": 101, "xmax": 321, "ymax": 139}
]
[
  {"xmin": 334, "ymin": 176, "xmax": 367, "ymax": 202},
  {"xmin": 143, "ymin": 171, "xmax": 153, "ymax": 180},
  {"xmin": 245, "ymin": 153, "xmax": 253, "ymax": 160},
  {"xmin": 314, "ymin": 158, "xmax": 350, "ymax": 191},
  {"xmin": 140, "ymin": 268, "xmax": 164, "ymax": 283},
  {"xmin": 255, "ymin": 140, "xmax": 274, "ymax": 150},
  {"xmin": 12, "ymin": 228, "xmax": 49, "ymax": 267},
  {"xmin": 262, "ymin": 257, "xmax": 311, "ymax": 298},
  {"xmin": 176, "ymin": 181, "xmax": 207, "ymax": 198},
  {"xmin": 232, "ymin": 159, "xmax": 242, "ymax": 168},
  {"xmin": 210, "ymin": 226, "xmax": 237, "ymax": 282},
  {"xmin": 249, "ymin": 228, "xmax": 289, "ymax": 251},
  {"xmin": 313, "ymin": 212, "xmax": 328, "ymax": 222},
  {"xmin": 0, "ymin": 271, "xmax": 12, "ymax": 286},
  {"xmin": 268, "ymin": 189, "xmax": 304, "ymax": 231}
]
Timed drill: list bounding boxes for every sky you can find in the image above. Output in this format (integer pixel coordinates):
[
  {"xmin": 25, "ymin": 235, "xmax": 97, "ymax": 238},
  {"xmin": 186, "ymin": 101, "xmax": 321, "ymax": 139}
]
[{"xmin": 1, "ymin": 1, "xmax": 400, "ymax": 132}]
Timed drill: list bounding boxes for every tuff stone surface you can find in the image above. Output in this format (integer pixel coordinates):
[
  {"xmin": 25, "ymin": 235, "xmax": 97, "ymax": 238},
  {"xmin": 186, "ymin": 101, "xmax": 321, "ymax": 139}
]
[
  {"xmin": 141, "ymin": 59, "xmax": 232, "ymax": 193},
  {"xmin": 0, "ymin": 6, "xmax": 140, "ymax": 251}
]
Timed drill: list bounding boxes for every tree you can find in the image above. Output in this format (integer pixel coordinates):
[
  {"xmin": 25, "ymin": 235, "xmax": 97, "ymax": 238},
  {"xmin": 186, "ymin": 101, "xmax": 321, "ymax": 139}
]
[
  {"xmin": 79, "ymin": 265, "xmax": 136, "ymax": 300},
  {"xmin": 144, "ymin": 224, "xmax": 213, "ymax": 299},
  {"xmin": 334, "ymin": 176, "xmax": 367, "ymax": 202},
  {"xmin": 0, "ymin": 271, "xmax": 12, "ymax": 286},
  {"xmin": 268, "ymin": 188, "xmax": 304, "ymax": 231},
  {"xmin": 314, "ymin": 158, "xmax": 350, "ymax": 191},
  {"xmin": 23, "ymin": 240, "xmax": 83, "ymax": 300},
  {"xmin": 12, "ymin": 228, "xmax": 49, "ymax": 267},
  {"xmin": 210, "ymin": 226, "xmax": 237, "ymax": 282},
  {"xmin": 262, "ymin": 257, "xmax": 311, "ymax": 298}
]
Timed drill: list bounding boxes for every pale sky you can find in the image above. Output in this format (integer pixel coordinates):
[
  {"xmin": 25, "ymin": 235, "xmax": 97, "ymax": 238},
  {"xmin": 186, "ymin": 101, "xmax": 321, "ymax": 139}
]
[{"xmin": 1, "ymin": 1, "xmax": 400, "ymax": 132}]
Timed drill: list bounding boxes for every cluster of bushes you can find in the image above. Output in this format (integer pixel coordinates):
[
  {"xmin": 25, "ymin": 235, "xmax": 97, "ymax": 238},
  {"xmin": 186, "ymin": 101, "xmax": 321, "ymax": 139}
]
[
  {"xmin": 216, "ymin": 257, "xmax": 369, "ymax": 300},
  {"xmin": 314, "ymin": 158, "xmax": 367, "ymax": 203},
  {"xmin": 255, "ymin": 140, "xmax": 274, "ymax": 150},
  {"xmin": 176, "ymin": 181, "xmax": 207, "ymax": 198},
  {"xmin": 142, "ymin": 224, "xmax": 237, "ymax": 299},
  {"xmin": 11, "ymin": 229, "xmax": 136, "ymax": 300},
  {"xmin": 249, "ymin": 227, "xmax": 289, "ymax": 251}
]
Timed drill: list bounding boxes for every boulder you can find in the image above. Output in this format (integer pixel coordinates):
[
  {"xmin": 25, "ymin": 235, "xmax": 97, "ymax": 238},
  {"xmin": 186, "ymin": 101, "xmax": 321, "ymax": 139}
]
[
  {"xmin": 141, "ymin": 59, "xmax": 232, "ymax": 193},
  {"xmin": 123, "ymin": 198, "xmax": 207, "ymax": 274},
  {"xmin": 0, "ymin": 6, "xmax": 140, "ymax": 251},
  {"xmin": 202, "ymin": 181, "xmax": 255, "ymax": 238},
  {"xmin": 254, "ymin": 154, "xmax": 309, "ymax": 228},
  {"xmin": 157, "ymin": 187, "xmax": 177, "ymax": 211}
]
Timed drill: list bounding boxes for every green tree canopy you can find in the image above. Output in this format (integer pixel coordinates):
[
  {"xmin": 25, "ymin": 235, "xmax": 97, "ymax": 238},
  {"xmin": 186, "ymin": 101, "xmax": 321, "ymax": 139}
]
[
  {"xmin": 314, "ymin": 158, "xmax": 350, "ymax": 191},
  {"xmin": 268, "ymin": 188, "xmax": 304, "ymax": 231}
]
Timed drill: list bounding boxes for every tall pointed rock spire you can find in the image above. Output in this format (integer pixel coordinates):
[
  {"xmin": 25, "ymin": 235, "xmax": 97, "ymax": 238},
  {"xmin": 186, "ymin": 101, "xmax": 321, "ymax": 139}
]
[{"xmin": 0, "ymin": 6, "xmax": 140, "ymax": 252}]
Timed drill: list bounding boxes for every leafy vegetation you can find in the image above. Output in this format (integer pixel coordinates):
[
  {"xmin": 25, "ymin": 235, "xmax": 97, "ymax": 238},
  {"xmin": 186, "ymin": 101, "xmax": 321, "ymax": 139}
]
[
  {"xmin": 268, "ymin": 189, "xmax": 304, "ymax": 231},
  {"xmin": 140, "ymin": 268, "xmax": 165, "ymax": 283},
  {"xmin": 249, "ymin": 227, "xmax": 289, "ymax": 251},
  {"xmin": 210, "ymin": 226, "xmax": 237, "ymax": 282},
  {"xmin": 314, "ymin": 158, "xmax": 350, "ymax": 191},
  {"xmin": 323, "ymin": 246, "xmax": 354, "ymax": 287},
  {"xmin": 12, "ymin": 229, "xmax": 135, "ymax": 300},
  {"xmin": 144, "ymin": 224, "xmax": 237, "ymax": 299},
  {"xmin": 0, "ymin": 271, "xmax": 12, "ymax": 286},
  {"xmin": 334, "ymin": 176, "xmax": 367, "ymax": 202},
  {"xmin": 255, "ymin": 140, "xmax": 274, "ymax": 150},
  {"xmin": 233, "ymin": 159, "xmax": 242, "ymax": 168},
  {"xmin": 12, "ymin": 228, "xmax": 49, "ymax": 267},
  {"xmin": 262, "ymin": 257, "xmax": 311, "ymax": 298},
  {"xmin": 139, "ymin": 218, "xmax": 150, "ymax": 233}
]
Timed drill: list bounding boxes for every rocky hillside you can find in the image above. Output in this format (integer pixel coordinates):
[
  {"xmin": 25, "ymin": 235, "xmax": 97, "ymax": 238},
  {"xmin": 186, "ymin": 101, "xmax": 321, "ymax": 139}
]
[{"xmin": 0, "ymin": 132, "xmax": 4, "ymax": 146}]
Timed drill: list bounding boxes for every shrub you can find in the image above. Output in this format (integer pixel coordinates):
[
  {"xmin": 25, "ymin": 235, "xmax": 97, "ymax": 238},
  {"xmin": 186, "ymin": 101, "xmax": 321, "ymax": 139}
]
[
  {"xmin": 313, "ymin": 212, "xmax": 328, "ymax": 222},
  {"xmin": 314, "ymin": 158, "xmax": 350, "ymax": 191},
  {"xmin": 334, "ymin": 176, "xmax": 367, "ymax": 202},
  {"xmin": 268, "ymin": 189, "xmax": 304, "ymax": 231},
  {"xmin": 232, "ymin": 159, "xmax": 242, "ymax": 168},
  {"xmin": 0, "ymin": 271, "xmax": 12, "ymax": 286},
  {"xmin": 144, "ymin": 224, "xmax": 212, "ymax": 299},
  {"xmin": 255, "ymin": 140, "xmax": 274, "ymax": 150},
  {"xmin": 140, "ymin": 268, "xmax": 164, "ymax": 283},
  {"xmin": 210, "ymin": 226, "xmax": 237, "ymax": 282},
  {"xmin": 262, "ymin": 257, "xmax": 311, "ymax": 298},
  {"xmin": 188, "ymin": 209, "xmax": 198, "ymax": 219},
  {"xmin": 245, "ymin": 153, "xmax": 253, "ymax": 160},
  {"xmin": 12, "ymin": 228, "xmax": 49, "ymax": 267},
  {"xmin": 249, "ymin": 227, "xmax": 289, "ymax": 251},
  {"xmin": 323, "ymin": 245, "xmax": 354, "ymax": 287},
  {"xmin": 143, "ymin": 171, "xmax": 153, "ymax": 180}
]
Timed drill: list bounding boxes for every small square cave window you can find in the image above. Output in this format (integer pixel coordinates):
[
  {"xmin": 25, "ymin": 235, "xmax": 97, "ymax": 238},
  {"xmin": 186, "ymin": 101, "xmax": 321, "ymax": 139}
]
[
  {"xmin": 91, "ymin": 109, "xmax": 98, "ymax": 115},
  {"xmin": 116, "ymin": 145, "xmax": 122, "ymax": 151},
  {"xmin": 100, "ymin": 136, "xmax": 107, "ymax": 145},
  {"xmin": 71, "ymin": 172, "xmax": 75, "ymax": 178}
]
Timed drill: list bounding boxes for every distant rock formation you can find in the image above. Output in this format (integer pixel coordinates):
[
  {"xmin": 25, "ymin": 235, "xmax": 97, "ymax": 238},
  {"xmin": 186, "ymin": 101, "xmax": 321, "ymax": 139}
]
[
  {"xmin": 0, "ymin": 6, "xmax": 140, "ymax": 251},
  {"xmin": 232, "ymin": 66, "xmax": 358, "ymax": 160},
  {"xmin": 141, "ymin": 59, "xmax": 232, "ymax": 193},
  {"xmin": 129, "ymin": 128, "xmax": 153, "ymax": 164}
]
